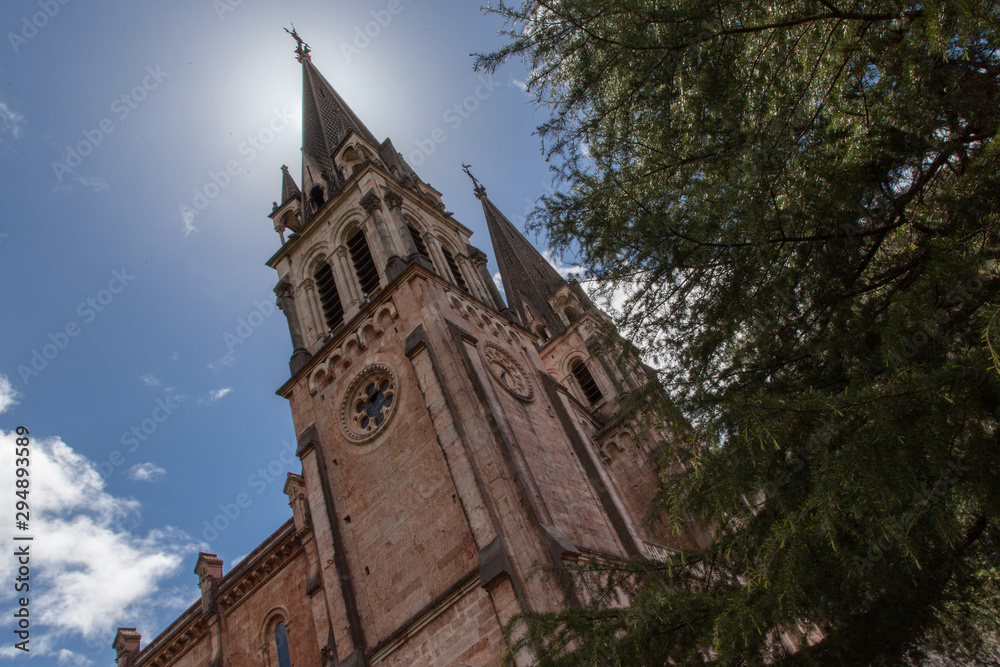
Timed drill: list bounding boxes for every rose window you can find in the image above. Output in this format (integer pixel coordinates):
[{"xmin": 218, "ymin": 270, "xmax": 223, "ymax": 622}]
[
  {"xmin": 481, "ymin": 341, "xmax": 533, "ymax": 401},
  {"xmin": 340, "ymin": 364, "xmax": 398, "ymax": 442}
]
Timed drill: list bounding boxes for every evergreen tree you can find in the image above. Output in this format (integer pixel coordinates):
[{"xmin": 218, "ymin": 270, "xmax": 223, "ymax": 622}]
[{"xmin": 477, "ymin": 1, "xmax": 1000, "ymax": 663}]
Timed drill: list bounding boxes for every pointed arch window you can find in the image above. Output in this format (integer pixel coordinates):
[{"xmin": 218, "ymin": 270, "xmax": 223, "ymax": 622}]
[
  {"xmin": 314, "ymin": 262, "xmax": 344, "ymax": 330},
  {"xmin": 274, "ymin": 622, "xmax": 292, "ymax": 667},
  {"xmin": 441, "ymin": 245, "xmax": 468, "ymax": 292},
  {"xmin": 309, "ymin": 186, "xmax": 325, "ymax": 210},
  {"xmin": 347, "ymin": 228, "xmax": 380, "ymax": 296},
  {"xmin": 571, "ymin": 359, "xmax": 603, "ymax": 406},
  {"xmin": 407, "ymin": 223, "xmax": 432, "ymax": 262}
]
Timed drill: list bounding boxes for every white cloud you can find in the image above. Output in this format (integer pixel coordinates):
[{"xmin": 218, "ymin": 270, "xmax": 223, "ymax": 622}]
[
  {"xmin": 510, "ymin": 78, "xmax": 528, "ymax": 92},
  {"xmin": 0, "ymin": 101, "xmax": 25, "ymax": 140},
  {"xmin": 492, "ymin": 271, "xmax": 506, "ymax": 299},
  {"xmin": 0, "ymin": 431, "xmax": 197, "ymax": 646},
  {"xmin": 56, "ymin": 648, "xmax": 93, "ymax": 665},
  {"xmin": 139, "ymin": 373, "xmax": 161, "ymax": 387},
  {"xmin": 181, "ymin": 208, "xmax": 197, "ymax": 236},
  {"xmin": 207, "ymin": 351, "xmax": 237, "ymax": 371},
  {"xmin": 128, "ymin": 462, "xmax": 166, "ymax": 482},
  {"xmin": 209, "ymin": 387, "xmax": 232, "ymax": 402},
  {"xmin": 0, "ymin": 374, "xmax": 19, "ymax": 414},
  {"xmin": 542, "ymin": 248, "xmax": 585, "ymax": 281}
]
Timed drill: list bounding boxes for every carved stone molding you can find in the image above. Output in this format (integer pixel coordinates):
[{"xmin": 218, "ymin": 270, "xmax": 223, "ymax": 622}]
[
  {"xmin": 481, "ymin": 341, "xmax": 533, "ymax": 401},
  {"xmin": 340, "ymin": 363, "xmax": 398, "ymax": 443},
  {"xmin": 359, "ymin": 190, "xmax": 382, "ymax": 214},
  {"xmin": 307, "ymin": 300, "xmax": 400, "ymax": 396},
  {"xmin": 383, "ymin": 189, "xmax": 403, "ymax": 210},
  {"xmin": 444, "ymin": 290, "xmax": 525, "ymax": 350},
  {"xmin": 274, "ymin": 281, "xmax": 295, "ymax": 311},
  {"xmin": 218, "ymin": 540, "xmax": 303, "ymax": 614}
]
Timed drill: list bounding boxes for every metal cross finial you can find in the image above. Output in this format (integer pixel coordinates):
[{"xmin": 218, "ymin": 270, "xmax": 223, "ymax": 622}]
[
  {"xmin": 462, "ymin": 163, "xmax": 487, "ymax": 198},
  {"xmin": 284, "ymin": 25, "xmax": 311, "ymax": 62}
]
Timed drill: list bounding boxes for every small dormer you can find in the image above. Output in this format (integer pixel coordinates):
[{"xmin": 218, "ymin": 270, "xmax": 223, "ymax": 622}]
[
  {"xmin": 550, "ymin": 284, "xmax": 587, "ymax": 328},
  {"xmin": 335, "ymin": 132, "xmax": 382, "ymax": 182}
]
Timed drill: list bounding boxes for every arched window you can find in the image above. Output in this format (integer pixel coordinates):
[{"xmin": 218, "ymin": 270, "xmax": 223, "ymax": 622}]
[
  {"xmin": 274, "ymin": 622, "xmax": 292, "ymax": 667},
  {"xmin": 533, "ymin": 323, "xmax": 548, "ymax": 342},
  {"xmin": 347, "ymin": 228, "xmax": 380, "ymax": 296},
  {"xmin": 309, "ymin": 185, "xmax": 325, "ymax": 209},
  {"xmin": 314, "ymin": 261, "xmax": 344, "ymax": 330},
  {"xmin": 441, "ymin": 245, "xmax": 468, "ymax": 292},
  {"xmin": 564, "ymin": 305, "xmax": 581, "ymax": 323},
  {"xmin": 407, "ymin": 223, "xmax": 432, "ymax": 262},
  {"xmin": 571, "ymin": 359, "xmax": 603, "ymax": 406}
]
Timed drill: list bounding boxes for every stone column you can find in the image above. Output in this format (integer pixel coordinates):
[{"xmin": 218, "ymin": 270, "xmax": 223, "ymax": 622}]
[
  {"xmin": 334, "ymin": 247, "xmax": 363, "ymax": 319},
  {"xmin": 300, "ymin": 278, "xmax": 323, "ymax": 345},
  {"xmin": 426, "ymin": 235, "xmax": 455, "ymax": 287},
  {"xmin": 360, "ymin": 189, "xmax": 406, "ymax": 281},
  {"xmin": 458, "ymin": 253, "xmax": 488, "ymax": 302},
  {"xmin": 275, "ymin": 278, "xmax": 312, "ymax": 375},
  {"xmin": 383, "ymin": 190, "xmax": 434, "ymax": 273},
  {"xmin": 470, "ymin": 246, "xmax": 515, "ymax": 318}
]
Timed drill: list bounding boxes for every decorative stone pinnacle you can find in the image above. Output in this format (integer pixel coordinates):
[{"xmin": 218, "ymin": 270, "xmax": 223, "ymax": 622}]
[
  {"xmin": 462, "ymin": 163, "xmax": 487, "ymax": 199},
  {"xmin": 284, "ymin": 26, "xmax": 311, "ymax": 62}
]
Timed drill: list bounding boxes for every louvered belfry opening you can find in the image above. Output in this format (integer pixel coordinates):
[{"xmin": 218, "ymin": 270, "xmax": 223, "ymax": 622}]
[
  {"xmin": 441, "ymin": 246, "xmax": 468, "ymax": 291},
  {"xmin": 407, "ymin": 223, "xmax": 432, "ymax": 262},
  {"xmin": 348, "ymin": 228, "xmax": 380, "ymax": 296},
  {"xmin": 314, "ymin": 262, "xmax": 344, "ymax": 330},
  {"xmin": 571, "ymin": 359, "xmax": 604, "ymax": 405}
]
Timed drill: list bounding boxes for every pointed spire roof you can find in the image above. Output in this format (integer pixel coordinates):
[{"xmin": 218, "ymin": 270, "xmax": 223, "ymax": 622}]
[
  {"xmin": 464, "ymin": 165, "xmax": 567, "ymax": 333},
  {"xmin": 279, "ymin": 164, "xmax": 301, "ymax": 205},
  {"xmin": 286, "ymin": 28, "xmax": 381, "ymax": 184}
]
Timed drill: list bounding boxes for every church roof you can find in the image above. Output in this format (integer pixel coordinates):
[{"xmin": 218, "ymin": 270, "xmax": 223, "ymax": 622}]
[
  {"xmin": 279, "ymin": 164, "xmax": 301, "ymax": 205},
  {"xmin": 299, "ymin": 52, "xmax": 381, "ymax": 181},
  {"xmin": 474, "ymin": 181, "xmax": 567, "ymax": 334}
]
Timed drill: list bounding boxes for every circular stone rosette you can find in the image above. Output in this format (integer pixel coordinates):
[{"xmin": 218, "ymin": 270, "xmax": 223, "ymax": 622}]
[
  {"xmin": 340, "ymin": 364, "xmax": 398, "ymax": 443},
  {"xmin": 481, "ymin": 341, "xmax": 533, "ymax": 401}
]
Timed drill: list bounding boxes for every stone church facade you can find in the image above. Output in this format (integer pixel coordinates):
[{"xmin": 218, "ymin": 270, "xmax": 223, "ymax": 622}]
[{"xmin": 112, "ymin": 33, "xmax": 700, "ymax": 667}]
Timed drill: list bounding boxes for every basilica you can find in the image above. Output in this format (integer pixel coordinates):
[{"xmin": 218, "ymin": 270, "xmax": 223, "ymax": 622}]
[{"xmin": 111, "ymin": 31, "xmax": 701, "ymax": 667}]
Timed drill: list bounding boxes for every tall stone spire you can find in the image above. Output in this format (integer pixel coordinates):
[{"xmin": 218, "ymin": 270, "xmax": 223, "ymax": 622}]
[
  {"xmin": 279, "ymin": 164, "xmax": 301, "ymax": 205},
  {"xmin": 464, "ymin": 165, "xmax": 567, "ymax": 335},
  {"xmin": 286, "ymin": 27, "xmax": 381, "ymax": 197}
]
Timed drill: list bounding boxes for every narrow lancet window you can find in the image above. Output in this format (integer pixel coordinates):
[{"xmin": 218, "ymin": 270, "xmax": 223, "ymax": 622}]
[
  {"xmin": 441, "ymin": 246, "xmax": 468, "ymax": 291},
  {"xmin": 274, "ymin": 622, "xmax": 292, "ymax": 667},
  {"xmin": 407, "ymin": 223, "xmax": 432, "ymax": 261},
  {"xmin": 348, "ymin": 229, "xmax": 380, "ymax": 296},
  {"xmin": 571, "ymin": 359, "xmax": 603, "ymax": 405},
  {"xmin": 314, "ymin": 262, "xmax": 344, "ymax": 330},
  {"xmin": 309, "ymin": 185, "xmax": 325, "ymax": 209}
]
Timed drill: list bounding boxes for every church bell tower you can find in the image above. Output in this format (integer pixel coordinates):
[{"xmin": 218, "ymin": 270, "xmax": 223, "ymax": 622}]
[{"xmin": 264, "ymin": 30, "xmax": 694, "ymax": 666}]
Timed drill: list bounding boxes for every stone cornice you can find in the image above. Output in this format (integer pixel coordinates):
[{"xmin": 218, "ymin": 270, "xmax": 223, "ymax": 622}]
[{"xmin": 134, "ymin": 520, "xmax": 300, "ymax": 667}]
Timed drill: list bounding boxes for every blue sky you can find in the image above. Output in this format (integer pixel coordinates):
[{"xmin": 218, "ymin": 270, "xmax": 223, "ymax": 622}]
[{"xmin": 0, "ymin": 1, "xmax": 566, "ymax": 663}]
